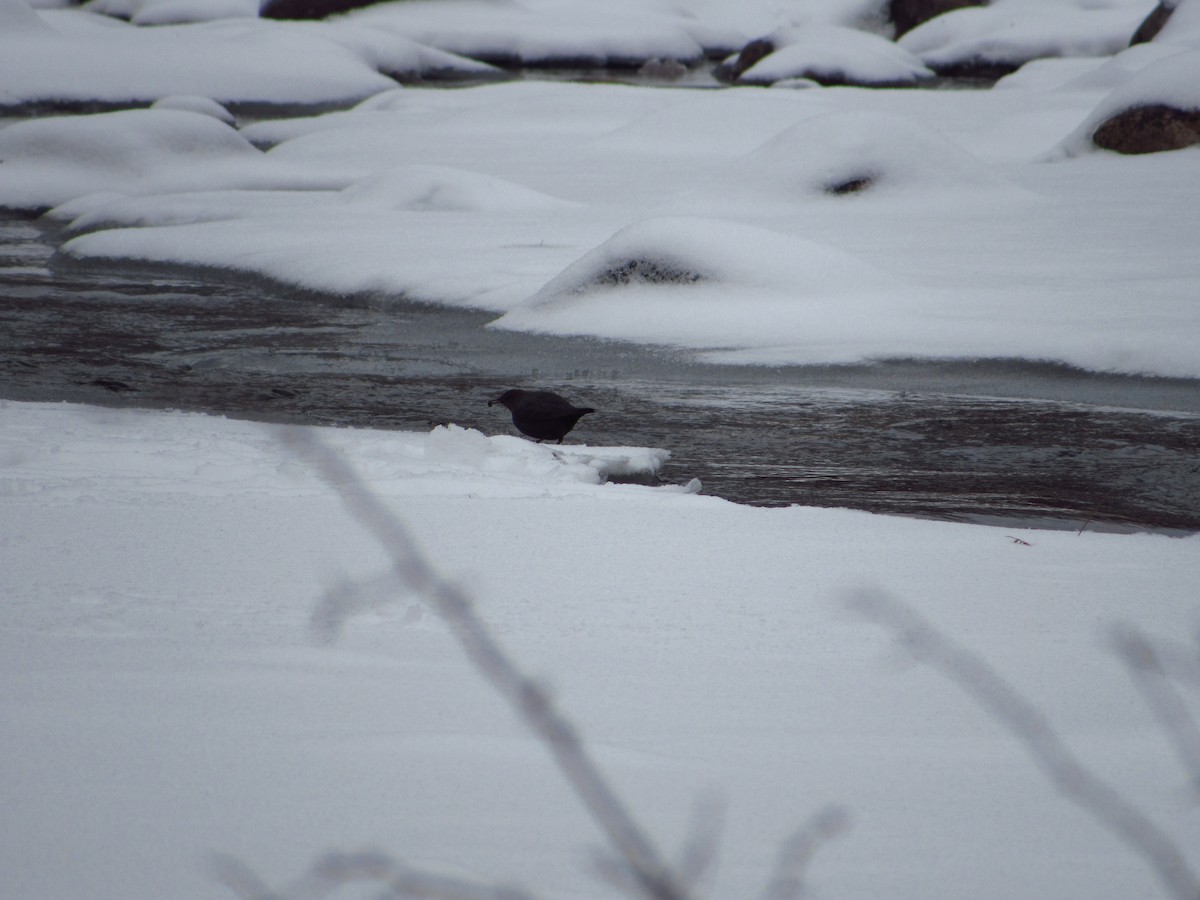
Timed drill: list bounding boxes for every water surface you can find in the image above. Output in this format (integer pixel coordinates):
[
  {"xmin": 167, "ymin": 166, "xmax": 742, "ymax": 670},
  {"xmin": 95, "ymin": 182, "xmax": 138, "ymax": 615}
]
[{"xmin": 3, "ymin": 213, "xmax": 1197, "ymax": 533}]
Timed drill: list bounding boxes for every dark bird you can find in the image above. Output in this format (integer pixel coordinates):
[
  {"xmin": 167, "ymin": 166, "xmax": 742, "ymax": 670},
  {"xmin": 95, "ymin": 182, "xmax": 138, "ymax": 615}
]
[{"xmin": 488, "ymin": 389, "xmax": 595, "ymax": 444}]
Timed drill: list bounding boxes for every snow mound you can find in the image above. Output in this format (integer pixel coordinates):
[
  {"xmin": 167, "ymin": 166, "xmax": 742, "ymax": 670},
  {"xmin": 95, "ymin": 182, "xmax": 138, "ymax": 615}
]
[
  {"xmin": 1052, "ymin": 49, "xmax": 1200, "ymax": 157},
  {"xmin": 520, "ymin": 215, "xmax": 888, "ymax": 299},
  {"xmin": 0, "ymin": 13, "xmax": 396, "ymax": 109},
  {"xmin": 492, "ymin": 216, "xmax": 907, "ymax": 360},
  {"xmin": 150, "ymin": 94, "xmax": 237, "ymax": 125},
  {"xmin": 714, "ymin": 110, "xmax": 1020, "ymax": 204},
  {"xmin": 340, "ymin": 165, "xmax": 577, "ymax": 213},
  {"xmin": 0, "ymin": 108, "xmax": 339, "ymax": 211},
  {"xmin": 313, "ymin": 19, "xmax": 505, "ymax": 82},
  {"xmin": 424, "ymin": 424, "xmax": 674, "ymax": 488},
  {"xmin": 84, "ymin": 0, "xmax": 259, "ymax": 25},
  {"xmin": 1155, "ymin": 0, "xmax": 1200, "ymax": 47},
  {"xmin": 738, "ymin": 25, "xmax": 933, "ymax": 87},
  {"xmin": 899, "ymin": 3, "xmax": 1151, "ymax": 74},
  {"xmin": 0, "ymin": 402, "xmax": 680, "ymax": 504},
  {"xmin": 344, "ymin": 0, "xmax": 707, "ymax": 68}
]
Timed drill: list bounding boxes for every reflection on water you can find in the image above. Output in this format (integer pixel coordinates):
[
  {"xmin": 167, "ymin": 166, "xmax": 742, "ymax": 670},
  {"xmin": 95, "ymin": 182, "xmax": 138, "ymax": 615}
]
[{"xmin": 3, "ymin": 213, "xmax": 1198, "ymax": 533}]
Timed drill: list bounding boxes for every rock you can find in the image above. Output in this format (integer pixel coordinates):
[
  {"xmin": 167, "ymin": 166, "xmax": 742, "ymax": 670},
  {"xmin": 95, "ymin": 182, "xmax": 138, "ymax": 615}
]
[
  {"xmin": 890, "ymin": 0, "xmax": 983, "ymax": 38},
  {"xmin": 637, "ymin": 58, "xmax": 690, "ymax": 80},
  {"xmin": 731, "ymin": 26, "xmax": 933, "ymax": 88},
  {"xmin": 1130, "ymin": 1, "xmax": 1177, "ymax": 45},
  {"xmin": 1092, "ymin": 103, "xmax": 1200, "ymax": 154},
  {"xmin": 713, "ymin": 38, "xmax": 776, "ymax": 83},
  {"xmin": 260, "ymin": 0, "xmax": 382, "ymax": 19}
]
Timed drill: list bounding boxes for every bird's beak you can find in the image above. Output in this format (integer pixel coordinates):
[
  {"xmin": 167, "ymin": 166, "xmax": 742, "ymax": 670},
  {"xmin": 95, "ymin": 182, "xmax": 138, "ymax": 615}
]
[{"xmin": 487, "ymin": 399, "xmax": 495, "ymax": 406}]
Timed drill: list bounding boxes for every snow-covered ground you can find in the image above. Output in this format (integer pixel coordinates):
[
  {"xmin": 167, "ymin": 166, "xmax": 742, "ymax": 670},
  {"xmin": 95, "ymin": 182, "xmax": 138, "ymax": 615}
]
[
  {"xmin": 1, "ymin": 0, "xmax": 1198, "ymax": 377},
  {"xmin": 3, "ymin": 400, "xmax": 1199, "ymax": 900},
  {"xmin": 3, "ymin": 2, "xmax": 1200, "ymax": 899}
]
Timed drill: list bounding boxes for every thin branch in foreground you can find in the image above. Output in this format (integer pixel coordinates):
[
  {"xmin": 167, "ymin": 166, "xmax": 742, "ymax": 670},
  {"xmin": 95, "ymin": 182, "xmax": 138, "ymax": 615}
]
[
  {"xmin": 1112, "ymin": 625, "xmax": 1200, "ymax": 796},
  {"xmin": 280, "ymin": 427, "xmax": 688, "ymax": 900},
  {"xmin": 760, "ymin": 805, "xmax": 851, "ymax": 900},
  {"xmin": 210, "ymin": 850, "xmax": 535, "ymax": 900},
  {"xmin": 849, "ymin": 589, "xmax": 1200, "ymax": 900}
]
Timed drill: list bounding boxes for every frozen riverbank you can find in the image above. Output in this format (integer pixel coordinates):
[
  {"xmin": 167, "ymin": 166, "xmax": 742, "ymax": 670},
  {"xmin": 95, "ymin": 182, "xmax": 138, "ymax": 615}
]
[{"xmin": 4, "ymin": 214, "xmax": 1198, "ymax": 531}]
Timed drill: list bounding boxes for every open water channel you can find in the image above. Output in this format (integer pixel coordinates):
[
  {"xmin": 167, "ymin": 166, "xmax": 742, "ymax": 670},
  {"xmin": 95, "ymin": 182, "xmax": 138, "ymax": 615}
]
[{"xmin": 3, "ymin": 212, "xmax": 1198, "ymax": 534}]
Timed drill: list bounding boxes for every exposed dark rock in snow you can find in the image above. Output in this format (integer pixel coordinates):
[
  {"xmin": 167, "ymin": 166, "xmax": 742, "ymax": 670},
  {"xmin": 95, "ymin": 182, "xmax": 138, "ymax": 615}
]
[
  {"xmin": 713, "ymin": 38, "xmax": 777, "ymax": 83},
  {"xmin": 889, "ymin": 0, "xmax": 982, "ymax": 38},
  {"xmin": 719, "ymin": 27, "xmax": 932, "ymax": 88},
  {"xmin": 594, "ymin": 258, "xmax": 705, "ymax": 287},
  {"xmin": 261, "ymin": 0, "xmax": 383, "ymax": 19},
  {"xmin": 1130, "ymin": 1, "xmax": 1178, "ymax": 45},
  {"xmin": 1092, "ymin": 102, "xmax": 1200, "ymax": 154},
  {"xmin": 637, "ymin": 58, "xmax": 690, "ymax": 80},
  {"xmin": 825, "ymin": 174, "xmax": 878, "ymax": 195}
]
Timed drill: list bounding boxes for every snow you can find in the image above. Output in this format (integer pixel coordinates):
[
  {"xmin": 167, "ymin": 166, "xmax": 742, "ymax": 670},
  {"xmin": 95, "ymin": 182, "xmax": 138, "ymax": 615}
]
[
  {"xmin": 2, "ymin": 399, "xmax": 1199, "ymax": 900},
  {"xmin": 1052, "ymin": 48, "xmax": 1200, "ymax": 156},
  {"xmin": 3, "ymin": 5, "xmax": 1200, "ymax": 890},
  {"xmin": 737, "ymin": 25, "xmax": 933, "ymax": 86},
  {"xmin": 0, "ymin": 108, "xmax": 346, "ymax": 209},
  {"xmin": 0, "ymin": 0, "xmax": 1192, "ymax": 378},
  {"xmin": 84, "ymin": 0, "xmax": 259, "ymax": 26},
  {"xmin": 898, "ymin": 0, "xmax": 1156, "ymax": 71},
  {"xmin": 0, "ymin": 7, "xmax": 500, "ymax": 109},
  {"xmin": 344, "ymin": 0, "xmax": 710, "ymax": 67}
]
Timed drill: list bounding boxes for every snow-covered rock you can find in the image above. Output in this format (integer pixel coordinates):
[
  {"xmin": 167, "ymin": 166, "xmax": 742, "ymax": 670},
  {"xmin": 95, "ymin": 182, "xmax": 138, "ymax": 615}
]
[
  {"xmin": 343, "ymin": 0, "xmax": 708, "ymax": 69},
  {"xmin": 733, "ymin": 25, "xmax": 934, "ymax": 87},
  {"xmin": 83, "ymin": 0, "xmax": 258, "ymax": 25},
  {"xmin": 899, "ymin": 1, "xmax": 1155, "ymax": 77},
  {"xmin": 0, "ymin": 108, "xmax": 341, "ymax": 210},
  {"xmin": 1054, "ymin": 48, "xmax": 1200, "ymax": 154},
  {"xmin": 713, "ymin": 110, "xmax": 1022, "ymax": 203}
]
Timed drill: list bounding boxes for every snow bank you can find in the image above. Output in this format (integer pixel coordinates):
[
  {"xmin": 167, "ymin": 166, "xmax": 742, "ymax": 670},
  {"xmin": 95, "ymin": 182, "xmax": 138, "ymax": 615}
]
[
  {"xmin": 711, "ymin": 109, "xmax": 1023, "ymax": 203},
  {"xmin": 899, "ymin": 2, "xmax": 1153, "ymax": 73},
  {"xmin": 422, "ymin": 423, "xmax": 676, "ymax": 491},
  {"xmin": 2, "ymin": 1, "xmax": 1199, "ymax": 378},
  {"xmin": 83, "ymin": 0, "xmax": 259, "ymax": 25},
  {"xmin": 1051, "ymin": 49, "xmax": 1200, "ymax": 156},
  {"xmin": 345, "ymin": 0, "xmax": 709, "ymax": 67},
  {"xmin": 737, "ymin": 25, "xmax": 933, "ymax": 86},
  {"xmin": 492, "ymin": 216, "xmax": 912, "ymax": 360},
  {"xmin": 339, "ymin": 165, "xmax": 578, "ymax": 213},
  {"xmin": 0, "ymin": 108, "xmax": 344, "ymax": 210},
  {"xmin": 3, "ymin": 398, "xmax": 1200, "ymax": 900},
  {"xmin": 0, "ymin": 11, "xmax": 398, "ymax": 108}
]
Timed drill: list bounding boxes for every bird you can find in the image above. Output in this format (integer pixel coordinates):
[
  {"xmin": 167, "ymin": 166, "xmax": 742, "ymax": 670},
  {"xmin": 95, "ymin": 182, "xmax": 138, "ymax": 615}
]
[{"xmin": 488, "ymin": 389, "xmax": 595, "ymax": 444}]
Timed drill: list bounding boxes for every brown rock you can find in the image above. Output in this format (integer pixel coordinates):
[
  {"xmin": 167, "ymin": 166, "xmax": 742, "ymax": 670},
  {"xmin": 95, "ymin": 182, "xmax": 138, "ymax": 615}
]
[
  {"xmin": 260, "ymin": 0, "xmax": 381, "ymax": 19},
  {"xmin": 1092, "ymin": 103, "xmax": 1200, "ymax": 154},
  {"xmin": 1130, "ymin": 1, "xmax": 1177, "ymax": 46},
  {"xmin": 713, "ymin": 38, "xmax": 777, "ymax": 83},
  {"xmin": 890, "ymin": 0, "xmax": 984, "ymax": 38}
]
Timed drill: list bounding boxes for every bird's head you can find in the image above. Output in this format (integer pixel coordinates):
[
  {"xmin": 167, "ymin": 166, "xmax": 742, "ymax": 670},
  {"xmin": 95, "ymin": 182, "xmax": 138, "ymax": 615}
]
[{"xmin": 488, "ymin": 389, "xmax": 521, "ymax": 409}]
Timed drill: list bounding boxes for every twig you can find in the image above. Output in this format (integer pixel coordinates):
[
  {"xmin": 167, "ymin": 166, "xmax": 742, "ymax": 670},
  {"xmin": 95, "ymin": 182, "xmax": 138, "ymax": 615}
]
[
  {"xmin": 210, "ymin": 850, "xmax": 535, "ymax": 900},
  {"xmin": 1113, "ymin": 625, "xmax": 1200, "ymax": 796},
  {"xmin": 850, "ymin": 589, "xmax": 1200, "ymax": 900},
  {"xmin": 279, "ymin": 427, "xmax": 688, "ymax": 900},
  {"xmin": 760, "ymin": 805, "xmax": 851, "ymax": 900}
]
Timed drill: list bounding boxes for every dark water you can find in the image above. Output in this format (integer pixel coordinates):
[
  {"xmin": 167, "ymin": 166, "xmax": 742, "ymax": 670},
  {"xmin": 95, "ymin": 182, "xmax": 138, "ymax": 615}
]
[{"xmin": 3, "ymin": 213, "xmax": 1198, "ymax": 533}]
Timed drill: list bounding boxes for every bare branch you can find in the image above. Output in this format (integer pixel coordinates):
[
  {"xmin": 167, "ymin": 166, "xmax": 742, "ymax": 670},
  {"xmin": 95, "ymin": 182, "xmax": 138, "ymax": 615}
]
[
  {"xmin": 675, "ymin": 793, "xmax": 726, "ymax": 893},
  {"xmin": 850, "ymin": 589, "xmax": 1200, "ymax": 900},
  {"xmin": 760, "ymin": 805, "xmax": 851, "ymax": 900},
  {"xmin": 1112, "ymin": 625, "xmax": 1200, "ymax": 796},
  {"xmin": 207, "ymin": 853, "xmax": 281, "ymax": 900},
  {"xmin": 280, "ymin": 427, "xmax": 688, "ymax": 900},
  {"xmin": 209, "ymin": 850, "xmax": 536, "ymax": 900},
  {"xmin": 309, "ymin": 569, "xmax": 411, "ymax": 645}
]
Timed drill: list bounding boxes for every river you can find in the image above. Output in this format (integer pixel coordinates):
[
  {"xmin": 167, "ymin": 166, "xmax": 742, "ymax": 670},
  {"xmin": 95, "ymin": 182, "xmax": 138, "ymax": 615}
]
[{"xmin": 3, "ymin": 212, "xmax": 1198, "ymax": 533}]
